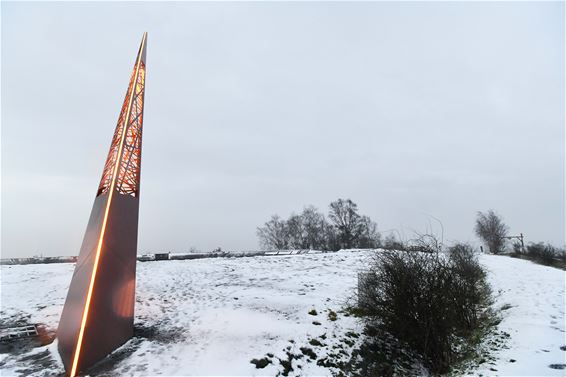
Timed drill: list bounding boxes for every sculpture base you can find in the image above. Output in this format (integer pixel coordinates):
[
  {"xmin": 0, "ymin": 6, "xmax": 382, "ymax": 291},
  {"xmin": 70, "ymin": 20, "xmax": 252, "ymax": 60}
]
[{"xmin": 57, "ymin": 192, "xmax": 139, "ymax": 373}]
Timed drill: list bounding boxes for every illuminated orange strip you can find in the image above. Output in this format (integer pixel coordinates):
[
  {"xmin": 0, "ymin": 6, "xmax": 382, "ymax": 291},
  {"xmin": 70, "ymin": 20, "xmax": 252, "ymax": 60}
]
[{"xmin": 69, "ymin": 32, "xmax": 147, "ymax": 377}]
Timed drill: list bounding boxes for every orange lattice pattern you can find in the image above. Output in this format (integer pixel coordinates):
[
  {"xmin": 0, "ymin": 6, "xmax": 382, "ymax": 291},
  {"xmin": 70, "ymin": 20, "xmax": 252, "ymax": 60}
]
[{"xmin": 97, "ymin": 61, "xmax": 145, "ymax": 197}]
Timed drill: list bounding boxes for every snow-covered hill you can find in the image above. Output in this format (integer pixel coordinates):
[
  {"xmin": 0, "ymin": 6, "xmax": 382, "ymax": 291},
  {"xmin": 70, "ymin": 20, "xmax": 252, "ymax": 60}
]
[{"xmin": 0, "ymin": 250, "xmax": 564, "ymax": 376}]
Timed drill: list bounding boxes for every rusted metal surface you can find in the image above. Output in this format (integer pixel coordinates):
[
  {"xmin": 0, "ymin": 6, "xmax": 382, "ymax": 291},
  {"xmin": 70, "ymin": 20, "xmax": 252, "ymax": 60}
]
[
  {"xmin": 97, "ymin": 39, "xmax": 146, "ymax": 198},
  {"xmin": 57, "ymin": 33, "xmax": 147, "ymax": 376}
]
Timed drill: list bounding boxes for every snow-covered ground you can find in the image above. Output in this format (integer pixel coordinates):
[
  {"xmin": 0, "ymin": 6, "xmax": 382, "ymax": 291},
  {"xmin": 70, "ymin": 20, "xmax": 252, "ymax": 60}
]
[
  {"xmin": 0, "ymin": 250, "xmax": 564, "ymax": 376},
  {"xmin": 475, "ymin": 254, "xmax": 565, "ymax": 376}
]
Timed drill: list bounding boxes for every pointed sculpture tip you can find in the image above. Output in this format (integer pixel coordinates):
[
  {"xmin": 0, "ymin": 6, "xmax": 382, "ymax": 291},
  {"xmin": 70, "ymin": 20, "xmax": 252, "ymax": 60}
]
[{"xmin": 138, "ymin": 32, "xmax": 147, "ymax": 63}]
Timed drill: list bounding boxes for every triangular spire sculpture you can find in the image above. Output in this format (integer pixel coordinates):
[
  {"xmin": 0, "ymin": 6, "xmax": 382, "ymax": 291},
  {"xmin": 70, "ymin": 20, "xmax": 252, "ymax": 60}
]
[{"xmin": 57, "ymin": 32, "xmax": 147, "ymax": 376}]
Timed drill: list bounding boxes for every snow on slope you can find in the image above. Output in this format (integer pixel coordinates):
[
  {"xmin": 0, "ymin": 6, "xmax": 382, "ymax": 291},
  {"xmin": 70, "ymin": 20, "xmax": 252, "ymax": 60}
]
[
  {"xmin": 0, "ymin": 250, "xmax": 564, "ymax": 376},
  {"xmin": 475, "ymin": 254, "xmax": 565, "ymax": 376}
]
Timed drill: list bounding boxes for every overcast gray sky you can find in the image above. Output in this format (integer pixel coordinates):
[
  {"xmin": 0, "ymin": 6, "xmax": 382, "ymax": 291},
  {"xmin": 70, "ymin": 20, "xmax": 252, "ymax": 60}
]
[{"xmin": 2, "ymin": 2, "xmax": 564, "ymax": 258}]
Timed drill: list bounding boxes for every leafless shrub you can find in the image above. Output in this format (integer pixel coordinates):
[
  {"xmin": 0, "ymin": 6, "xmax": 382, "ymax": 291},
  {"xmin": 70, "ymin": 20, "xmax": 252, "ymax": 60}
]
[
  {"xmin": 526, "ymin": 242, "xmax": 561, "ymax": 266},
  {"xmin": 406, "ymin": 232, "xmax": 442, "ymax": 253},
  {"xmin": 511, "ymin": 241, "xmax": 523, "ymax": 255},
  {"xmin": 448, "ymin": 243, "xmax": 492, "ymax": 329},
  {"xmin": 358, "ymin": 241, "xmax": 491, "ymax": 373}
]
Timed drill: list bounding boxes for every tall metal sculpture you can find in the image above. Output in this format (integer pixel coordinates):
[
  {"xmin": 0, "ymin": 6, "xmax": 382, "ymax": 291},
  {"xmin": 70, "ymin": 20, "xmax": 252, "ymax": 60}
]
[{"xmin": 57, "ymin": 32, "xmax": 147, "ymax": 377}]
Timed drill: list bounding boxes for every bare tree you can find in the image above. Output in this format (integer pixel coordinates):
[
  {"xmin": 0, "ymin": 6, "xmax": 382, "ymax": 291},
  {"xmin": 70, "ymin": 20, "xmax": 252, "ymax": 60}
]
[
  {"xmin": 357, "ymin": 215, "xmax": 381, "ymax": 248},
  {"xmin": 286, "ymin": 213, "xmax": 305, "ymax": 249},
  {"xmin": 323, "ymin": 222, "xmax": 341, "ymax": 251},
  {"xmin": 329, "ymin": 198, "xmax": 361, "ymax": 249},
  {"xmin": 301, "ymin": 206, "xmax": 327, "ymax": 250},
  {"xmin": 474, "ymin": 210, "xmax": 509, "ymax": 254},
  {"xmin": 256, "ymin": 215, "xmax": 289, "ymax": 250}
]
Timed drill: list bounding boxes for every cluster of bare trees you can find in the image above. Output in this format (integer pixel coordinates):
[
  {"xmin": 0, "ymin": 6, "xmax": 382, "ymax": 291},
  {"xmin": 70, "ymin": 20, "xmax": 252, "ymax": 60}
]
[
  {"xmin": 257, "ymin": 199, "xmax": 381, "ymax": 251},
  {"xmin": 258, "ymin": 203, "xmax": 557, "ymax": 259}
]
